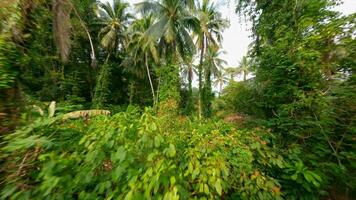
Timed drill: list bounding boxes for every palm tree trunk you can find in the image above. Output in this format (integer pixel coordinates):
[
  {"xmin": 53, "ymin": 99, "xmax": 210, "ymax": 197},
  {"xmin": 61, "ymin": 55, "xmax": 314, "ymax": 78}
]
[
  {"xmin": 145, "ymin": 53, "xmax": 156, "ymax": 106},
  {"xmin": 203, "ymin": 37, "xmax": 212, "ymax": 118},
  {"xmin": 129, "ymin": 81, "xmax": 134, "ymax": 105},
  {"xmin": 243, "ymin": 71, "xmax": 247, "ymax": 81},
  {"xmin": 155, "ymin": 75, "xmax": 161, "ymax": 112},
  {"xmin": 198, "ymin": 37, "xmax": 205, "ymax": 119},
  {"xmin": 93, "ymin": 53, "xmax": 110, "ymax": 107},
  {"xmin": 186, "ymin": 62, "xmax": 193, "ymax": 114},
  {"xmin": 219, "ymin": 82, "xmax": 222, "ymax": 97},
  {"xmin": 188, "ymin": 63, "xmax": 193, "ymax": 97},
  {"xmin": 70, "ymin": 1, "xmax": 96, "ymax": 67}
]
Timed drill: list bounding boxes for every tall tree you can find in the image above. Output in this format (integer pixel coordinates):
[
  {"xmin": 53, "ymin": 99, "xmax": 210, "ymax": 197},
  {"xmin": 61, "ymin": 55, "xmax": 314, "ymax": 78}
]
[
  {"xmin": 236, "ymin": 56, "xmax": 250, "ymax": 81},
  {"xmin": 96, "ymin": 0, "xmax": 131, "ymax": 51},
  {"xmin": 136, "ymin": 0, "xmax": 196, "ymax": 107},
  {"xmin": 181, "ymin": 55, "xmax": 195, "ymax": 114},
  {"xmin": 236, "ymin": 0, "xmax": 356, "ymax": 197},
  {"xmin": 214, "ymin": 69, "xmax": 228, "ymax": 97},
  {"xmin": 202, "ymin": 47, "xmax": 226, "ymax": 117},
  {"xmin": 124, "ymin": 16, "xmax": 159, "ymax": 106},
  {"xmin": 194, "ymin": 0, "xmax": 228, "ymax": 118},
  {"xmin": 93, "ymin": 0, "xmax": 132, "ymax": 107}
]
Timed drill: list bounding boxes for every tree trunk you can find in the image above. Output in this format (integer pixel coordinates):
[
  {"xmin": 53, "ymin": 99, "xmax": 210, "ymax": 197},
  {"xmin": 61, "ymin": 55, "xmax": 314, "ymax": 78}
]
[
  {"xmin": 145, "ymin": 53, "xmax": 156, "ymax": 106},
  {"xmin": 155, "ymin": 75, "xmax": 161, "ymax": 112},
  {"xmin": 188, "ymin": 63, "xmax": 193, "ymax": 98},
  {"xmin": 219, "ymin": 82, "xmax": 222, "ymax": 97},
  {"xmin": 203, "ymin": 37, "xmax": 212, "ymax": 118},
  {"xmin": 129, "ymin": 81, "xmax": 134, "ymax": 105},
  {"xmin": 198, "ymin": 36, "xmax": 205, "ymax": 119}
]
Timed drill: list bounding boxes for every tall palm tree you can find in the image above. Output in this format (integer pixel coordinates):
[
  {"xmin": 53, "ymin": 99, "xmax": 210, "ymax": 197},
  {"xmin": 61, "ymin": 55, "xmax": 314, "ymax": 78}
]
[
  {"xmin": 205, "ymin": 48, "xmax": 226, "ymax": 78},
  {"xmin": 135, "ymin": 0, "xmax": 197, "ymax": 104},
  {"xmin": 181, "ymin": 55, "xmax": 196, "ymax": 114},
  {"xmin": 124, "ymin": 16, "xmax": 159, "ymax": 106},
  {"xmin": 203, "ymin": 47, "xmax": 226, "ymax": 117},
  {"xmin": 93, "ymin": 0, "xmax": 132, "ymax": 107},
  {"xmin": 194, "ymin": 0, "xmax": 228, "ymax": 118},
  {"xmin": 214, "ymin": 69, "xmax": 228, "ymax": 97},
  {"xmin": 236, "ymin": 56, "xmax": 250, "ymax": 81}
]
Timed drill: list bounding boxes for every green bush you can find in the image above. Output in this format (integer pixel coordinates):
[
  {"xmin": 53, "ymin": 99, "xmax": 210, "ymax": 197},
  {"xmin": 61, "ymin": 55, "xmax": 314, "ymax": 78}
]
[
  {"xmin": 1, "ymin": 108, "xmax": 293, "ymax": 199},
  {"xmin": 219, "ymin": 81, "xmax": 263, "ymax": 117}
]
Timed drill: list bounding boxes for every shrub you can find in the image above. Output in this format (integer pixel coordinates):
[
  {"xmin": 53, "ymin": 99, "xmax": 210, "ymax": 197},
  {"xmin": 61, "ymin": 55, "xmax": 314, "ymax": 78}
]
[{"xmin": 1, "ymin": 109, "xmax": 288, "ymax": 199}]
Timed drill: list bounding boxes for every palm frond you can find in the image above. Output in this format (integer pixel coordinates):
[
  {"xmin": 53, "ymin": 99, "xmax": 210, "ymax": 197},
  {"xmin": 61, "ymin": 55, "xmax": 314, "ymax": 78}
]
[
  {"xmin": 135, "ymin": 1, "xmax": 162, "ymax": 16},
  {"xmin": 146, "ymin": 15, "xmax": 168, "ymax": 41},
  {"xmin": 100, "ymin": 27, "xmax": 116, "ymax": 49},
  {"xmin": 98, "ymin": 2, "xmax": 115, "ymax": 19}
]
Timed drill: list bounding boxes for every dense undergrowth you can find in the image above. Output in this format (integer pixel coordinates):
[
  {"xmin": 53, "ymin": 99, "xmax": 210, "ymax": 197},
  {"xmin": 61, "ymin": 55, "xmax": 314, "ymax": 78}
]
[{"xmin": 1, "ymin": 107, "xmax": 329, "ymax": 200}]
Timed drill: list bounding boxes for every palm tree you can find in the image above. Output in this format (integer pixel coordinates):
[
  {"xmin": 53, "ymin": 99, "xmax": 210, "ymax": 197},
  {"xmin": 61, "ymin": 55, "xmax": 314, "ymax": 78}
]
[
  {"xmin": 225, "ymin": 67, "xmax": 239, "ymax": 82},
  {"xmin": 96, "ymin": 0, "xmax": 132, "ymax": 52},
  {"xmin": 214, "ymin": 69, "xmax": 228, "ymax": 97},
  {"xmin": 236, "ymin": 56, "xmax": 250, "ymax": 81},
  {"xmin": 205, "ymin": 48, "xmax": 226, "ymax": 78},
  {"xmin": 181, "ymin": 55, "xmax": 196, "ymax": 114},
  {"xmin": 203, "ymin": 47, "xmax": 226, "ymax": 117},
  {"xmin": 135, "ymin": 0, "xmax": 196, "ymax": 60},
  {"xmin": 135, "ymin": 0, "xmax": 197, "ymax": 104},
  {"xmin": 93, "ymin": 0, "xmax": 132, "ymax": 107},
  {"xmin": 124, "ymin": 16, "xmax": 159, "ymax": 106},
  {"xmin": 194, "ymin": 0, "xmax": 228, "ymax": 118}
]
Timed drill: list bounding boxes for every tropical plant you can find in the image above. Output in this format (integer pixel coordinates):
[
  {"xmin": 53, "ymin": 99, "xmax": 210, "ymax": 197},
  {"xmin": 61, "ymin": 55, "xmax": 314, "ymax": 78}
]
[
  {"xmin": 95, "ymin": 0, "xmax": 132, "ymax": 51},
  {"xmin": 53, "ymin": 0, "xmax": 97, "ymax": 64},
  {"xmin": 236, "ymin": 56, "xmax": 250, "ymax": 81},
  {"xmin": 225, "ymin": 67, "xmax": 239, "ymax": 82},
  {"xmin": 93, "ymin": 0, "xmax": 132, "ymax": 108},
  {"xmin": 202, "ymin": 48, "xmax": 226, "ymax": 117},
  {"xmin": 194, "ymin": 0, "xmax": 229, "ymax": 118},
  {"xmin": 135, "ymin": 0, "xmax": 196, "ymax": 106},
  {"xmin": 1, "ymin": 108, "xmax": 285, "ymax": 200},
  {"xmin": 124, "ymin": 16, "xmax": 159, "ymax": 106},
  {"xmin": 181, "ymin": 55, "xmax": 196, "ymax": 114},
  {"xmin": 213, "ymin": 69, "xmax": 228, "ymax": 97}
]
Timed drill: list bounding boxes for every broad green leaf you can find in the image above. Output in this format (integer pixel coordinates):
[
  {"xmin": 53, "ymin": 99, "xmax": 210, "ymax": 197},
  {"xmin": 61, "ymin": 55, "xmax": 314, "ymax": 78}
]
[{"xmin": 214, "ymin": 179, "xmax": 222, "ymax": 196}]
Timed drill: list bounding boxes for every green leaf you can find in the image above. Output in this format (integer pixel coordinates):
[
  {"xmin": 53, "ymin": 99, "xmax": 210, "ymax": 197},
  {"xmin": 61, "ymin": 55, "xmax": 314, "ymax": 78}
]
[
  {"xmin": 291, "ymin": 173, "xmax": 298, "ymax": 181},
  {"xmin": 154, "ymin": 135, "xmax": 161, "ymax": 148},
  {"xmin": 167, "ymin": 144, "xmax": 176, "ymax": 158},
  {"xmin": 204, "ymin": 184, "xmax": 210, "ymax": 195},
  {"xmin": 214, "ymin": 179, "xmax": 222, "ymax": 196},
  {"xmin": 170, "ymin": 176, "xmax": 176, "ymax": 185},
  {"xmin": 192, "ymin": 168, "xmax": 200, "ymax": 179}
]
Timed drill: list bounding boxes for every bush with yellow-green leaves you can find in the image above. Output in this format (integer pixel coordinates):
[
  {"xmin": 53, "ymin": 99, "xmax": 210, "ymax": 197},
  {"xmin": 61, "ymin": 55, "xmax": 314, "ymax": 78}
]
[{"xmin": 1, "ymin": 108, "xmax": 324, "ymax": 199}]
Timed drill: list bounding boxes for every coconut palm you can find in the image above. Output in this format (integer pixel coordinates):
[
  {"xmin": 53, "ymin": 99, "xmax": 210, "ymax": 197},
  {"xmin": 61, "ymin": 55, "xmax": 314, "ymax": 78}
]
[
  {"xmin": 214, "ymin": 69, "xmax": 228, "ymax": 97},
  {"xmin": 135, "ymin": 0, "xmax": 196, "ymax": 61},
  {"xmin": 236, "ymin": 56, "xmax": 250, "ymax": 81},
  {"xmin": 181, "ymin": 55, "xmax": 196, "ymax": 114},
  {"xmin": 194, "ymin": 0, "xmax": 228, "ymax": 118},
  {"xmin": 225, "ymin": 67, "xmax": 239, "ymax": 82},
  {"xmin": 124, "ymin": 16, "xmax": 159, "ymax": 106},
  {"xmin": 135, "ymin": 0, "xmax": 197, "ymax": 105},
  {"xmin": 205, "ymin": 48, "xmax": 227, "ymax": 78},
  {"xmin": 93, "ymin": 0, "xmax": 132, "ymax": 107},
  {"xmin": 96, "ymin": 0, "xmax": 132, "ymax": 52},
  {"xmin": 203, "ymin": 47, "xmax": 226, "ymax": 117}
]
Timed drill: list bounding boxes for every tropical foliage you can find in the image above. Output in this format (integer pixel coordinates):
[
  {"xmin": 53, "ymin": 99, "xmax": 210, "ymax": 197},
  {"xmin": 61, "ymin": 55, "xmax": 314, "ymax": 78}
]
[{"xmin": 0, "ymin": 0, "xmax": 355, "ymax": 199}]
